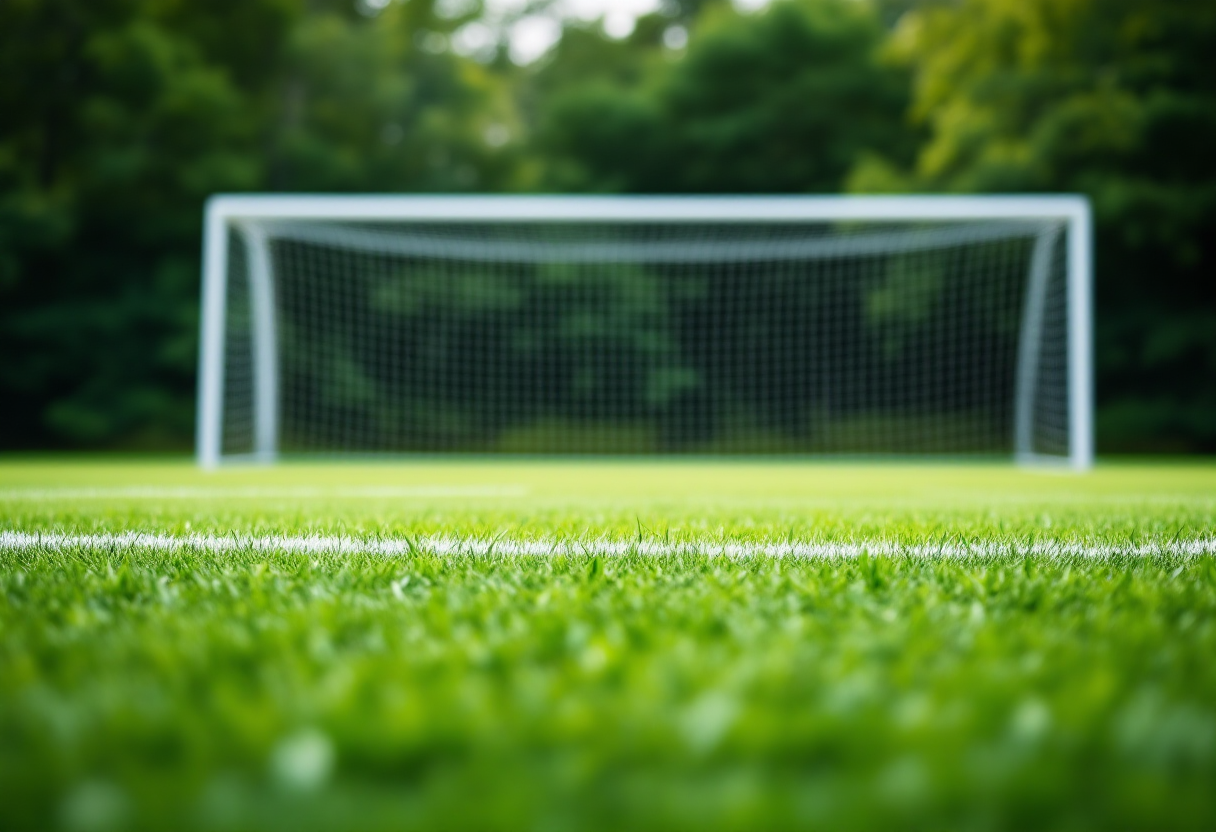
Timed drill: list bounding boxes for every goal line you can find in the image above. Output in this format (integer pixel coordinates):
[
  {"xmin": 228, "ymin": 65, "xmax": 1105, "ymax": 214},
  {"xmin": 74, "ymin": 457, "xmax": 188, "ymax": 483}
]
[{"xmin": 4, "ymin": 530, "xmax": 1211, "ymax": 560}]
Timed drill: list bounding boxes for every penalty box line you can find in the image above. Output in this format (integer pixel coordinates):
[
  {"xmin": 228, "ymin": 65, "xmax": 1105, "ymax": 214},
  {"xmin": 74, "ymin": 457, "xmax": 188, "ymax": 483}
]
[{"xmin": 2, "ymin": 530, "xmax": 1214, "ymax": 560}]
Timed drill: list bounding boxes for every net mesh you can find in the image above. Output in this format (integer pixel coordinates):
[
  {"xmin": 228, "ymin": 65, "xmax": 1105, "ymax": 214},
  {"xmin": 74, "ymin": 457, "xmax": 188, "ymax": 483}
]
[{"xmin": 217, "ymin": 218, "xmax": 1071, "ymax": 458}]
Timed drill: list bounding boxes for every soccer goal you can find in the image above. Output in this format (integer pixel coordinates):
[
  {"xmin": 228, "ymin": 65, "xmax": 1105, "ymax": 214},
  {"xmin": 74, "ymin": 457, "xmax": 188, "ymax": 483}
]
[{"xmin": 196, "ymin": 195, "xmax": 1092, "ymax": 468}]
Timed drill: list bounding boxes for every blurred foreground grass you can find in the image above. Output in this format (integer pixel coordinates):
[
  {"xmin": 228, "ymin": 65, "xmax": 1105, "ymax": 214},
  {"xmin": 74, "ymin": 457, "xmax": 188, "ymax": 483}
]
[{"xmin": 1, "ymin": 458, "xmax": 1215, "ymax": 830}]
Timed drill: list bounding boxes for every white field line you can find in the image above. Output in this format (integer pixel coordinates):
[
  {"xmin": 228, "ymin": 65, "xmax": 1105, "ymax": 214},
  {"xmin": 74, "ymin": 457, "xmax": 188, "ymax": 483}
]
[
  {"xmin": 1, "ymin": 530, "xmax": 1213, "ymax": 560},
  {"xmin": 0, "ymin": 485, "xmax": 529, "ymax": 501},
  {"xmin": 1, "ymin": 487, "xmax": 1209, "ymax": 508}
]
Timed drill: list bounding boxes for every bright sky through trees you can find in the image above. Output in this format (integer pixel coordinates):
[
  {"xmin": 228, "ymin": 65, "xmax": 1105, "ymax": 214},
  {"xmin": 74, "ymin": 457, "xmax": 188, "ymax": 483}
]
[{"xmin": 454, "ymin": 0, "xmax": 771, "ymax": 64}]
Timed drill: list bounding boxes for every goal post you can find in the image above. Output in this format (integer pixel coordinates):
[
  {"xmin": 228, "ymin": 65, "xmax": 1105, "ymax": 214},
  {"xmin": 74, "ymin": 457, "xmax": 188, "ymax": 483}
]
[{"xmin": 196, "ymin": 194, "xmax": 1092, "ymax": 469}]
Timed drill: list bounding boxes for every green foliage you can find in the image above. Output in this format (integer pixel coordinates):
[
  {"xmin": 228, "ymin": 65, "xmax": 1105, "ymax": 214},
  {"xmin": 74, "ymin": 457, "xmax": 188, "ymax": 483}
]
[
  {"xmin": 0, "ymin": 0, "xmax": 520, "ymax": 449},
  {"xmin": 849, "ymin": 0, "xmax": 1216, "ymax": 451},
  {"xmin": 0, "ymin": 0, "xmax": 263, "ymax": 448},
  {"xmin": 267, "ymin": 4, "xmax": 519, "ymax": 192},
  {"xmin": 538, "ymin": 0, "xmax": 913, "ymax": 192},
  {"xmin": 1, "ymin": 460, "xmax": 1215, "ymax": 830},
  {"xmin": 0, "ymin": 0, "xmax": 1210, "ymax": 451}
]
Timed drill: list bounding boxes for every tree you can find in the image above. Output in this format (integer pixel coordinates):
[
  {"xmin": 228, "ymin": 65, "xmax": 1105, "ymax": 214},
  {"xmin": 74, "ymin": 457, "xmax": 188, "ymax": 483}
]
[
  {"xmin": 536, "ymin": 0, "xmax": 913, "ymax": 194},
  {"xmin": 0, "ymin": 0, "xmax": 266, "ymax": 446},
  {"xmin": 0, "ymin": 0, "xmax": 523, "ymax": 448},
  {"xmin": 850, "ymin": 0, "xmax": 1216, "ymax": 451},
  {"xmin": 264, "ymin": 1, "xmax": 523, "ymax": 193}
]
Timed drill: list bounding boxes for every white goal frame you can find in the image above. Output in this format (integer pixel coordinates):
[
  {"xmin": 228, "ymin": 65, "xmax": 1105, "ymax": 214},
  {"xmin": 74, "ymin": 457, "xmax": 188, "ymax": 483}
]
[{"xmin": 197, "ymin": 194, "xmax": 1093, "ymax": 469}]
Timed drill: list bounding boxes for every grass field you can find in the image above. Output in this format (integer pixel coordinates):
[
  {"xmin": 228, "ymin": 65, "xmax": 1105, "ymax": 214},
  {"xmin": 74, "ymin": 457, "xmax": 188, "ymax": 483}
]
[{"xmin": 2, "ymin": 458, "xmax": 1215, "ymax": 831}]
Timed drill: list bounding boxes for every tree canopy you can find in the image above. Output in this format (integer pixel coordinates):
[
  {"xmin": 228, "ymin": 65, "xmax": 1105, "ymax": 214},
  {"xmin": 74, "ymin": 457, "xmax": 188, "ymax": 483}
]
[
  {"xmin": 0, "ymin": 0, "xmax": 1211, "ymax": 451},
  {"xmin": 537, "ymin": 0, "xmax": 912, "ymax": 193},
  {"xmin": 851, "ymin": 0, "xmax": 1216, "ymax": 450}
]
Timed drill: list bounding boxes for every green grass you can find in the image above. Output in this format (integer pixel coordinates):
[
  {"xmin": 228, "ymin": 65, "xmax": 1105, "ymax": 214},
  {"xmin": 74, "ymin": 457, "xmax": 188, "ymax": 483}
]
[{"xmin": 2, "ymin": 459, "xmax": 1215, "ymax": 831}]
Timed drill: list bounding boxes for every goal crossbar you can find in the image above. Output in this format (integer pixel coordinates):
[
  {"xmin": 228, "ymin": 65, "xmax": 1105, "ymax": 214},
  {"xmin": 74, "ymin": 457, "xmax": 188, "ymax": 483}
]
[{"xmin": 252, "ymin": 219, "xmax": 1051, "ymax": 263}]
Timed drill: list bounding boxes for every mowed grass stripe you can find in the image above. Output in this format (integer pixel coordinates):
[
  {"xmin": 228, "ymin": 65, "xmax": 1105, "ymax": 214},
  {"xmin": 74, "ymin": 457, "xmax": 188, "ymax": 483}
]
[
  {"xmin": 4, "ymin": 529, "xmax": 1214, "ymax": 559},
  {"xmin": 0, "ymin": 485, "xmax": 530, "ymax": 501}
]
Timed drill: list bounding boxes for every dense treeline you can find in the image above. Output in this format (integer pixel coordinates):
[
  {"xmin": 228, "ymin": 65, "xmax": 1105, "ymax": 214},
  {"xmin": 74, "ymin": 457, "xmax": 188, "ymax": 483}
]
[{"xmin": 1, "ymin": 0, "xmax": 1212, "ymax": 452}]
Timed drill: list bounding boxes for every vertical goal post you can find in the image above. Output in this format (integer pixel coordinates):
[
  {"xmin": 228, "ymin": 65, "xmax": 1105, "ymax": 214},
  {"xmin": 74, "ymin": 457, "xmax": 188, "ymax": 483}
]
[{"xmin": 196, "ymin": 194, "xmax": 1093, "ymax": 470}]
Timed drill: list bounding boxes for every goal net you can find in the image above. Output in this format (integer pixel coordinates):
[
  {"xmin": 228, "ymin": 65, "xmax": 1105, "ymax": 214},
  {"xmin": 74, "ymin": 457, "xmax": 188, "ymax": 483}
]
[{"xmin": 198, "ymin": 196, "xmax": 1092, "ymax": 467}]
